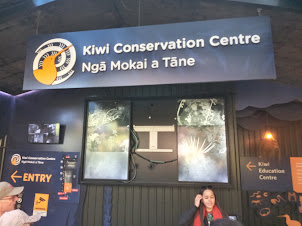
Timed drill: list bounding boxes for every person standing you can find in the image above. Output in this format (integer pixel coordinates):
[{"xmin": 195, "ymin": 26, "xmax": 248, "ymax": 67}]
[
  {"xmin": 179, "ymin": 186, "xmax": 229, "ymax": 226},
  {"xmin": 0, "ymin": 182, "xmax": 24, "ymax": 217},
  {"xmin": 0, "ymin": 181, "xmax": 41, "ymax": 226}
]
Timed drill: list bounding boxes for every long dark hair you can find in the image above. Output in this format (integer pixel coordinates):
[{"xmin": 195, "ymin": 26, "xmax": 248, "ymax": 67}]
[{"xmin": 198, "ymin": 186, "xmax": 228, "ymax": 226}]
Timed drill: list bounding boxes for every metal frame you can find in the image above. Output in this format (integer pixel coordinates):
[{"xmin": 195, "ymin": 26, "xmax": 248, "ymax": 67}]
[{"xmin": 79, "ymin": 95, "xmax": 233, "ymax": 188}]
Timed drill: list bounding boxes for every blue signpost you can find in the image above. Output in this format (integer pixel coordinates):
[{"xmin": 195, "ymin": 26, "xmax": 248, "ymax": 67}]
[{"xmin": 2, "ymin": 150, "xmax": 82, "ymax": 226}]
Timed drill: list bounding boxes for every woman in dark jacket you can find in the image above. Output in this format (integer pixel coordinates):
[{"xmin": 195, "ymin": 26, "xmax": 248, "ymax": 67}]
[{"xmin": 179, "ymin": 186, "xmax": 228, "ymax": 226}]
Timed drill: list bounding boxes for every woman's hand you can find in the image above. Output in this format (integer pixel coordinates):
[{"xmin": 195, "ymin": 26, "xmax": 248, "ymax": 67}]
[{"xmin": 194, "ymin": 194, "xmax": 203, "ymax": 208}]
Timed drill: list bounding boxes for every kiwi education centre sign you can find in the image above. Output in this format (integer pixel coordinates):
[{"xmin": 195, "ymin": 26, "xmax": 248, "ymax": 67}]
[
  {"xmin": 240, "ymin": 157, "xmax": 302, "ymax": 193},
  {"xmin": 23, "ymin": 16, "xmax": 276, "ymax": 91}
]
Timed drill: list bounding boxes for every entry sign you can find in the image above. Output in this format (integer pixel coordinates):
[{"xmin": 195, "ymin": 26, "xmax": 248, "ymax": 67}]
[
  {"xmin": 2, "ymin": 150, "xmax": 81, "ymax": 226},
  {"xmin": 23, "ymin": 16, "xmax": 275, "ymax": 91},
  {"xmin": 240, "ymin": 157, "xmax": 292, "ymax": 191},
  {"xmin": 2, "ymin": 151, "xmax": 80, "ymax": 204}
]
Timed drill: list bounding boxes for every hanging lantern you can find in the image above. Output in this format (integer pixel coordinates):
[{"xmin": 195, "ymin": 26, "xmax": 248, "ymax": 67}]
[
  {"xmin": 264, "ymin": 131, "xmax": 274, "ymax": 140},
  {"xmin": 259, "ymin": 130, "xmax": 280, "ymax": 162}
]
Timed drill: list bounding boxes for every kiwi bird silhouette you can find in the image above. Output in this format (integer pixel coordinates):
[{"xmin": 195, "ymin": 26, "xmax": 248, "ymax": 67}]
[
  {"xmin": 33, "ymin": 45, "xmax": 73, "ymax": 85},
  {"xmin": 278, "ymin": 214, "xmax": 301, "ymax": 226},
  {"xmin": 11, "ymin": 157, "xmax": 17, "ymax": 165}
]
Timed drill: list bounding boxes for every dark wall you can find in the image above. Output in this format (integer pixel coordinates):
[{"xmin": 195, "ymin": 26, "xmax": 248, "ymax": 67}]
[
  {"xmin": 8, "ymin": 83, "xmax": 234, "ymax": 153},
  {"xmin": 0, "ymin": 91, "xmax": 14, "ymax": 140},
  {"xmin": 7, "ymin": 83, "xmax": 242, "ymax": 226},
  {"xmin": 0, "ymin": 91, "xmax": 14, "ymax": 177},
  {"xmin": 8, "ymin": 89, "xmax": 87, "ymax": 152}
]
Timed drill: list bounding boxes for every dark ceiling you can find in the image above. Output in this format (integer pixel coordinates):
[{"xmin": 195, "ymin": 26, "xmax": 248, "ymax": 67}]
[{"xmin": 1, "ymin": 0, "xmax": 302, "ymax": 95}]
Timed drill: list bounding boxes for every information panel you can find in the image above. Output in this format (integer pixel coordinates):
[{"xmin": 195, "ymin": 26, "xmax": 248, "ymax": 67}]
[
  {"xmin": 290, "ymin": 157, "xmax": 302, "ymax": 193},
  {"xmin": 2, "ymin": 150, "xmax": 81, "ymax": 226}
]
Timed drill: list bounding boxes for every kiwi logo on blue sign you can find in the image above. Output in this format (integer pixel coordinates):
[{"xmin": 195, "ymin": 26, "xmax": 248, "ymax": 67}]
[{"xmin": 32, "ymin": 38, "xmax": 76, "ymax": 85}]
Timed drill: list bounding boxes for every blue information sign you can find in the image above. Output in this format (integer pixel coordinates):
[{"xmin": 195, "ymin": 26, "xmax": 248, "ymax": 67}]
[
  {"xmin": 240, "ymin": 157, "xmax": 293, "ymax": 192},
  {"xmin": 2, "ymin": 150, "xmax": 81, "ymax": 226}
]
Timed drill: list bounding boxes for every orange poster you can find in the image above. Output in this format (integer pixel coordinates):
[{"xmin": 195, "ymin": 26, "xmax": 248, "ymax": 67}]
[
  {"xmin": 290, "ymin": 157, "xmax": 302, "ymax": 193},
  {"xmin": 33, "ymin": 193, "xmax": 49, "ymax": 217},
  {"xmin": 64, "ymin": 183, "xmax": 72, "ymax": 193}
]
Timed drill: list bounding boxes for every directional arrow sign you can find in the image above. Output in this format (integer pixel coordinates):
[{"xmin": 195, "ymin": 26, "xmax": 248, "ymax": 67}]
[
  {"xmin": 11, "ymin": 170, "xmax": 22, "ymax": 183},
  {"xmin": 246, "ymin": 161, "xmax": 256, "ymax": 171}
]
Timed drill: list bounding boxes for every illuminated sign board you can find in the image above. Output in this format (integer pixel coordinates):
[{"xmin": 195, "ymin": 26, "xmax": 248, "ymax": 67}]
[{"xmin": 23, "ymin": 16, "xmax": 275, "ymax": 90}]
